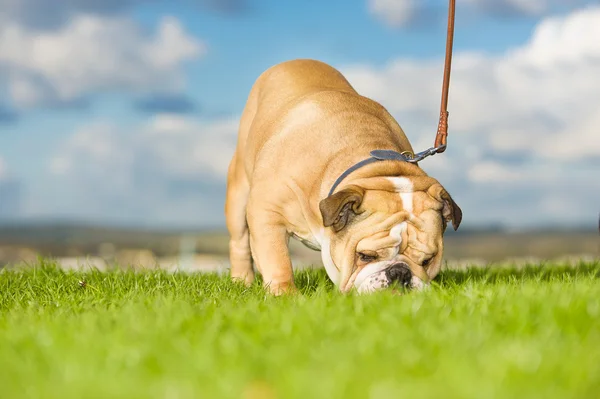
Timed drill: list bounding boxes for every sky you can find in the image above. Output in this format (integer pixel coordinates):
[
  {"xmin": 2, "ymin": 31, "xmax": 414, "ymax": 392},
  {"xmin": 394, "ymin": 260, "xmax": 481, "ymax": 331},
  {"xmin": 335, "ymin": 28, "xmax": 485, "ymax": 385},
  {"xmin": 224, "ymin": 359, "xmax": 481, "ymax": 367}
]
[{"xmin": 0, "ymin": 0, "xmax": 598, "ymax": 230}]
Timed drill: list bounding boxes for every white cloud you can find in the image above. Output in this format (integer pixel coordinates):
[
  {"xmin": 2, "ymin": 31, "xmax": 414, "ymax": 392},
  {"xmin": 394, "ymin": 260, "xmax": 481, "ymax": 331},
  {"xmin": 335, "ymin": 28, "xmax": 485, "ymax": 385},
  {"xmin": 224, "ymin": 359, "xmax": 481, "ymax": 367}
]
[
  {"xmin": 0, "ymin": 0, "xmax": 139, "ymax": 29},
  {"xmin": 343, "ymin": 6, "xmax": 600, "ymax": 227},
  {"xmin": 44, "ymin": 114, "xmax": 238, "ymax": 226},
  {"xmin": 462, "ymin": 0, "xmax": 548, "ymax": 15},
  {"xmin": 0, "ymin": 14, "xmax": 204, "ymax": 108},
  {"xmin": 368, "ymin": 0, "xmax": 592, "ymax": 27},
  {"xmin": 368, "ymin": 0, "xmax": 418, "ymax": 28},
  {"xmin": 468, "ymin": 162, "xmax": 526, "ymax": 183},
  {"xmin": 0, "ymin": 0, "xmax": 248, "ymax": 30},
  {"xmin": 0, "ymin": 156, "xmax": 7, "ymax": 181},
  {"xmin": 463, "ymin": 0, "xmax": 593, "ymax": 16},
  {"xmin": 51, "ymin": 114, "xmax": 238, "ymax": 180},
  {"xmin": 0, "ymin": 156, "xmax": 22, "ymax": 219}
]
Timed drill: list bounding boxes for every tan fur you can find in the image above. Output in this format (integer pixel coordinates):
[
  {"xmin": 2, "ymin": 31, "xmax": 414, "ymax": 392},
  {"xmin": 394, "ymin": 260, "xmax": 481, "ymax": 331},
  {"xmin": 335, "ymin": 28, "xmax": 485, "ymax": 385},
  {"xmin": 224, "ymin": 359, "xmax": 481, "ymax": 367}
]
[{"xmin": 225, "ymin": 59, "xmax": 460, "ymax": 295}]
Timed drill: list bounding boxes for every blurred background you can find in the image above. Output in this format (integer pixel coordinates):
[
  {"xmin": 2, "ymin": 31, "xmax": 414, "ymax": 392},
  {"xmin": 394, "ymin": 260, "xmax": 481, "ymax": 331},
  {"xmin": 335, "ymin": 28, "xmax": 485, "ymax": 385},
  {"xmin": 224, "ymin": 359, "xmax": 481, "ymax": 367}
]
[{"xmin": 0, "ymin": 0, "xmax": 598, "ymax": 272}]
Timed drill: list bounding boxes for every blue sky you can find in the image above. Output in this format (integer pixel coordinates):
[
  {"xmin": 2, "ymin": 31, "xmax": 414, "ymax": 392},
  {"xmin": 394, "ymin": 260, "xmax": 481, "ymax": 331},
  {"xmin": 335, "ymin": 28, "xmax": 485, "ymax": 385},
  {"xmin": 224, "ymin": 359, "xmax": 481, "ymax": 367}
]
[{"xmin": 0, "ymin": 0, "xmax": 599, "ymax": 229}]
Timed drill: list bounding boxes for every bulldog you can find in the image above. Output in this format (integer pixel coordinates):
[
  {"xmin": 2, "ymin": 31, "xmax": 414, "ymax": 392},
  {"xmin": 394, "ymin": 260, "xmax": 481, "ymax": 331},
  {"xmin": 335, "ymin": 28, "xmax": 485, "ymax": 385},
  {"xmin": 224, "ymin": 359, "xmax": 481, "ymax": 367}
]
[{"xmin": 225, "ymin": 59, "xmax": 462, "ymax": 295}]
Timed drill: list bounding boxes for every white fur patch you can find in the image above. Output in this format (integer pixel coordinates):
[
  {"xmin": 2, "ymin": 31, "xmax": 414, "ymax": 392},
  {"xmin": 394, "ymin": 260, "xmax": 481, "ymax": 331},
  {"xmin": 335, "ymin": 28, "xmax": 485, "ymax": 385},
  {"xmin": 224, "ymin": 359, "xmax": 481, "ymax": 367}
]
[
  {"xmin": 386, "ymin": 177, "xmax": 414, "ymax": 213},
  {"xmin": 386, "ymin": 177, "xmax": 414, "ymax": 193},
  {"xmin": 353, "ymin": 260, "xmax": 392, "ymax": 290},
  {"xmin": 411, "ymin": 276, "xmax": 429, "ymax": 291},
  {"xmin": 389, "ymin": 222, "xmax": 407, "ymax": 244},
  {"xmin": 315, "ymin": 229, "xmax": 340, "ymax": 286},
  {"xmin": 399, "ymin": 192, "xmax": 413, "ymax": 213},
  {"xmin": 356, "ymin": 271, "xmax": 389, "ymax": 294}
]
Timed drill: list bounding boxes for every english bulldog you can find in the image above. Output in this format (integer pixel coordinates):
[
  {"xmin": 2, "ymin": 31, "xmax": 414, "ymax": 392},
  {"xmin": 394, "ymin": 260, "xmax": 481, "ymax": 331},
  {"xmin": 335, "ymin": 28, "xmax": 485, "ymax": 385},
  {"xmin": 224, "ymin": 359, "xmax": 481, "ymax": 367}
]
[{"xmin": 225, "ymin": 59, "xmax": 462, "ymax": 295}]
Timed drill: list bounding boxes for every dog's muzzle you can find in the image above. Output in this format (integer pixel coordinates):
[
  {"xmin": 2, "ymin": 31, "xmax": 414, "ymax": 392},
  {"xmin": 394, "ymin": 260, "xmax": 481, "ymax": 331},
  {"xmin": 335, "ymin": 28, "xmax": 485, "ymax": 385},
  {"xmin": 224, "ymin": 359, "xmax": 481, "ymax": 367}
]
[
  {"xmin": 384, "ymin": 263, "xmax": 413, "ymax": 288},
  {"xmin": 356, "ymin": 262, "xmax": 414, "ymax": 293}
]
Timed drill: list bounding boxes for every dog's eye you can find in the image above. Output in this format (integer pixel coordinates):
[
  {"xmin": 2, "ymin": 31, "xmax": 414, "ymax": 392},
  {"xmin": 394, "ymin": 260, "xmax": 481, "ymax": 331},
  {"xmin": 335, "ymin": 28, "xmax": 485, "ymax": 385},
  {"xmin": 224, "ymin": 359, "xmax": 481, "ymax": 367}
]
[
  {"xmin": 358, "ymin": 252, "xmax": 378, "ymax": 263},
  {"xmin": 422, "ymin": 258, "xmax": 431, "ymax": 267}
]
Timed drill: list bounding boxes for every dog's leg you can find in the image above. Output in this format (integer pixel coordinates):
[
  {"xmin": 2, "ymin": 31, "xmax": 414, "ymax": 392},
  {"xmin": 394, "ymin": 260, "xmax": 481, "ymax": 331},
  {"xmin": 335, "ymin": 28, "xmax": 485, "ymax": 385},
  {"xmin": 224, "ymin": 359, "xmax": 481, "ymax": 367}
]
[
  {"xmin": 246, "ymin": 207, "xmax": 298, "ymax": 296},
  {"xmin": 225, "ymin": 155, "xmax": 254, "ymax": 286}
]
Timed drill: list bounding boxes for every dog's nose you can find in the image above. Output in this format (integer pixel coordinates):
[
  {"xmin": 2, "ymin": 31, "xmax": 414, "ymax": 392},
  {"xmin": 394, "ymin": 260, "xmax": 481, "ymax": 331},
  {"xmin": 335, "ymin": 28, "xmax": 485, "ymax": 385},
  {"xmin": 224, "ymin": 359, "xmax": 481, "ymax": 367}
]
[{"xmin": 385, "ymin": 263, "xmax": 412, "ymax": 287}]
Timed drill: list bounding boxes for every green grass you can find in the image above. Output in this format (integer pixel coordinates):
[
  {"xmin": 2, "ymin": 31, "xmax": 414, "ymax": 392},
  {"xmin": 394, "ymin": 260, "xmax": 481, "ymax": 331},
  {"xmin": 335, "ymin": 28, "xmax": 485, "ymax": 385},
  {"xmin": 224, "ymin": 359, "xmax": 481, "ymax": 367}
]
[{"xmin": 1, "ymin": 260, "xmax": 599, "ymax": 399}]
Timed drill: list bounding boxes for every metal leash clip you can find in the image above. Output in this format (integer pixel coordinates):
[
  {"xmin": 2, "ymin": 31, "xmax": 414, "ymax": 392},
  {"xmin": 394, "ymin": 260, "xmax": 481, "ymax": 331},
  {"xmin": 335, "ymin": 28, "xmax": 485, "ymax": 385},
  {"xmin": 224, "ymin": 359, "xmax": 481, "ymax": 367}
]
[{"xmin": 409, "ymin": 145, "xmax": 447, "ymax": 163}]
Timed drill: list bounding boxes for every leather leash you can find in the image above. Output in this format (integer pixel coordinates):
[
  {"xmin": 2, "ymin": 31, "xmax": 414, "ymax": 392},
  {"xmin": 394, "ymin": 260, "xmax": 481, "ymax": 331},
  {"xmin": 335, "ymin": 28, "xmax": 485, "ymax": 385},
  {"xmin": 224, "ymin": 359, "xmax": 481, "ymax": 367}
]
[{"xmin": 434, "ymin": 0, "xmax": 456, "ymax": 153}]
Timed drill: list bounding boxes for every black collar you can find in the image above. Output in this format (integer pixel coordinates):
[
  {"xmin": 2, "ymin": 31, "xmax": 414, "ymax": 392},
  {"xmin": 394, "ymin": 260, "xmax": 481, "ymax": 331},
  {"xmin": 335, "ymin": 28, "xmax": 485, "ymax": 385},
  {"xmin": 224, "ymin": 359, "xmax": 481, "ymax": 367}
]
[
  {"xmin": 327, "ymin": 145, "xmax": 447, "ymax": 196},
  {"xmin": 328, "ymin": 150, "xmax": 416, "ymax": 196}
]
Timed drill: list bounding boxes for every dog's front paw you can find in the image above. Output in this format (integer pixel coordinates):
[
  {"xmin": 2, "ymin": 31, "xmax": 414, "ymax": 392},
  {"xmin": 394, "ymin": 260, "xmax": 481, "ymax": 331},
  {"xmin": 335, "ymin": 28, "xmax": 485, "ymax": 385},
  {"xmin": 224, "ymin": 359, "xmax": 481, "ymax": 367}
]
[
  {"xmin": 231, "ymin": 272, "xmax": 255, "ymax": 287},
  {"xmin": 265, "ymin": 281, "xmax": 299, "ymax": 296}
]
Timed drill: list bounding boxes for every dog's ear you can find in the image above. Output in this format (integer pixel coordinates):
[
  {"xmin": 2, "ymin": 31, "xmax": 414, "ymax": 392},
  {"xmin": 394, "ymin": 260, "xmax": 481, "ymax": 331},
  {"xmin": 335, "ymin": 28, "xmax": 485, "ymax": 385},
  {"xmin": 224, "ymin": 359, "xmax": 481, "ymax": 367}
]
[
  {"xmin": 428, "ymin": 184, "xmax": 462, "ymax": 231},
  {"xmin": 319, "ymin": 186, "xmax": 365, "ymax": 232}
]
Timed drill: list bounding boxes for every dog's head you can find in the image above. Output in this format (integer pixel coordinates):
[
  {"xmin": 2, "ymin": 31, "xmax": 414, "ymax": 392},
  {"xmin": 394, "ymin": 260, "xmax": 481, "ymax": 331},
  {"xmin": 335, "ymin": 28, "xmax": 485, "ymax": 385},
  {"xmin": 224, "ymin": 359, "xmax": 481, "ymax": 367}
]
[{"xmin": 318, "ymin": 172, "xmax": 462, "ymax": 293}]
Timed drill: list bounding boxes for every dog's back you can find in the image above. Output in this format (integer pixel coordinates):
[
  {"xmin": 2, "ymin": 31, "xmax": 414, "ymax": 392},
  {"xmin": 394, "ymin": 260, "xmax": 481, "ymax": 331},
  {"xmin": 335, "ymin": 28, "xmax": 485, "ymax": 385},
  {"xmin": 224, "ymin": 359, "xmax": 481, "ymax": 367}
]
[
  {"xmin": 234, "ymin": 59, "xmax": 409, "ymax": 179},
  {"xmin": 234, "ymin": 59, "xmax": 357, "ymax": 170},
  {"xmin": 253, "ymin": 59, "xmax": 358, "ymax": 109}
]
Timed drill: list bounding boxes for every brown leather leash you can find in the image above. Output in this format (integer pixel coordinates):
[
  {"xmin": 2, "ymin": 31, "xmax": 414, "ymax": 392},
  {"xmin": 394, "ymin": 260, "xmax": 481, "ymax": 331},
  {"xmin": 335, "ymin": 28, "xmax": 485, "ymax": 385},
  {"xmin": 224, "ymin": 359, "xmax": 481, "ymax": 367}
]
[{"xmin": 434, "ymin": 0, "xmax": 456, "ymax": 153}]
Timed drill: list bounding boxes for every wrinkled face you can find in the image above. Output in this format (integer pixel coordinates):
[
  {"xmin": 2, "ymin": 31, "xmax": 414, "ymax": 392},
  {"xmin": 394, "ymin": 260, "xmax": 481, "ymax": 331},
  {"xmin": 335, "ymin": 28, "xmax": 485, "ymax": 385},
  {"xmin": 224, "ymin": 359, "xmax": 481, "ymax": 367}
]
[{"xmin": 319, "ymin": 176, "xmax": 462, "ymax": 294}]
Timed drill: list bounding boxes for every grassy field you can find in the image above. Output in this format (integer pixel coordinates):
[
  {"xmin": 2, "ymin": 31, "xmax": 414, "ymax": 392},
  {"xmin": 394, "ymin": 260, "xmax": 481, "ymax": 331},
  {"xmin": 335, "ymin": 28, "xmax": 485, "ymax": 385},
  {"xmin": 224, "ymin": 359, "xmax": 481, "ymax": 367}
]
[{"xmin": 1, "ymin": 260, "xmax": 599, "ymax": 399}]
